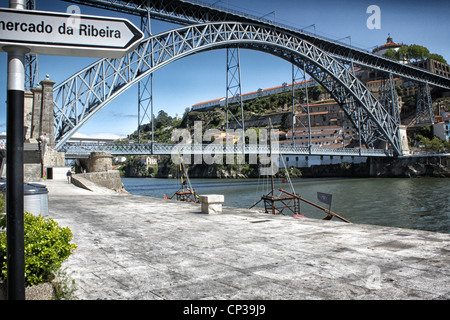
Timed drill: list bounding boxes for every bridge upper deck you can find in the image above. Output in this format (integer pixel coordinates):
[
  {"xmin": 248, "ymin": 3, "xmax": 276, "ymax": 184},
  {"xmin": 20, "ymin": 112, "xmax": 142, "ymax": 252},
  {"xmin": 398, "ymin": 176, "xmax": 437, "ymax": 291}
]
[{"xmin": 65, "ymin": 0, "xmax": 450, "ymax": 89}]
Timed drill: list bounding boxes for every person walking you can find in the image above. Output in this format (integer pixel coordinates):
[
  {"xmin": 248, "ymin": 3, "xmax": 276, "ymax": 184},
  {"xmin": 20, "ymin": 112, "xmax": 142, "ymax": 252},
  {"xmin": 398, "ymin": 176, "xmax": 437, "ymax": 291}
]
[{"xmin": 66, "ymin": 169, "xmax": 72, "ymax": 184}]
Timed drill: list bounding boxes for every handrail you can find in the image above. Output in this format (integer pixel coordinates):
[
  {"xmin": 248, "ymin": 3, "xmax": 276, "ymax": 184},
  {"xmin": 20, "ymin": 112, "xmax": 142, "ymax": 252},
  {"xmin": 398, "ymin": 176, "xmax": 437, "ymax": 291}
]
[{"xmin": 60, "ymin": 142, "xmax": 392, "ymax": 157}]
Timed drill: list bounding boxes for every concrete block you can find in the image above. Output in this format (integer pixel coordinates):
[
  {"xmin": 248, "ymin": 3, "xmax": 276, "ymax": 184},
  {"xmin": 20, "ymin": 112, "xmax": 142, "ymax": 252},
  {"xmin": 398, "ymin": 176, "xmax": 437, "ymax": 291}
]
[{"xmin": 199, "ymin": 194, "xmax": 224, "ymax": 214}]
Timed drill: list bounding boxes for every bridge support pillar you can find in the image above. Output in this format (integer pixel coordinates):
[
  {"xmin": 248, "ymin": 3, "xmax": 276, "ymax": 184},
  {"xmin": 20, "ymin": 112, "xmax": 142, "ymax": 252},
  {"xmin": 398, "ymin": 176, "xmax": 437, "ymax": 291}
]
[
  {"xmin": 39, "ymin": 77, "xmax": 56, "ymax": 147},
  {"xmin": 416, "ymin": 83, "xmax": 434, "ymax": 124},
  {"xmin": 398, "ymin": 125, "xmax": 410, "ymax": 156},
  {"xmin": 225, "ymin": 47, "xmax": 245, "ymax": 141},
  {"xmin": 137, "ymin": 9, "xmax": 154, "ymax": 144},
  {"xmin": 22, "ymin": 76, "xmax": 65, "ymax": 181},
  {"xmin": 79, "ymin": 152, "xmax": 113, "ymax": 173},
  {"xmin": 28, "ymin": 76, "xmax": 56, "ymax": 145}
]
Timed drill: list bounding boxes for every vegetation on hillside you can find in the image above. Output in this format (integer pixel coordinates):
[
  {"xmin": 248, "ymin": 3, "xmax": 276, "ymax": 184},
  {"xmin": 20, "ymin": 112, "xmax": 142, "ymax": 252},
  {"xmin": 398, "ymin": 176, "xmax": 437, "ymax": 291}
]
[
  {"xmin": 383, "ymin": 44, "xmax": 447, "ymax": 64},
  {"xmin": 126, "ymin": 85, "xmax": 327, "ymax": 144},
  {"xmin": 119, "ymin": 75, "xmax": 450, "ymax": 177},
  {"xmin": 411, "ymin": 126, "xmax": 450, "ymax": 153}
]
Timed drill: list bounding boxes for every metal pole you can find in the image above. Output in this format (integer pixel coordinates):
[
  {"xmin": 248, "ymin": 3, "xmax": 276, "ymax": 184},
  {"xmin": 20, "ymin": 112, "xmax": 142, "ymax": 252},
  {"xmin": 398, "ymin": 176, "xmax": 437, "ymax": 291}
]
[
  {"xmin": 357, "ymin": 107, "xmax": 363, "ymax": 156},
  {"xmin": 151, "ymin": 74, "xmax": 154, "ymax": 154},
  {"xmin": 236, "ymin": 48, "xmax": 245, "ymax": 149},
  {"xmin": 291, "ymin": 64, "xmax": 295, "ymax": 147},
  {"xmin": 225, "ymin": 48, "xmax": 230, "ymax": 132},
  {"xmin": 138, "ymin": 84, "xmax": 141, "ymax": 143},
  {"xmin": 303, "ymin": 61, "xmax": 312, "ymax": 149},
  {"xmin": 6, "ymin": 0, "xmax": 27, "ymax": 300}
]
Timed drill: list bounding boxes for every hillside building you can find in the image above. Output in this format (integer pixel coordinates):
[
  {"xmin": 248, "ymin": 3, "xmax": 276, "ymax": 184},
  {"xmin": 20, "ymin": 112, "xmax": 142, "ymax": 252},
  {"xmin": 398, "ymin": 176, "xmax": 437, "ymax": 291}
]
[{"xmin": 433, "ymin": 121, "xmax": 450, "ymax": 142}]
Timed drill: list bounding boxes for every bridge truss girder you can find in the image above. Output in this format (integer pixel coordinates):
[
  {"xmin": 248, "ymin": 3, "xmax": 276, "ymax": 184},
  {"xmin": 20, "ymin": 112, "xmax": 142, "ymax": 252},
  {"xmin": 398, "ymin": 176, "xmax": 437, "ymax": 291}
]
[
  {"xmin": 53, "ymin": 22, "xmax": 402, "ymax": 155},
  {"xmin": 64, "ymin": 0, "xmax": 450, "ymax": 90},
  {"xmin": 61, "ymin": 143, "xmax": 393, "ymax": 158}
]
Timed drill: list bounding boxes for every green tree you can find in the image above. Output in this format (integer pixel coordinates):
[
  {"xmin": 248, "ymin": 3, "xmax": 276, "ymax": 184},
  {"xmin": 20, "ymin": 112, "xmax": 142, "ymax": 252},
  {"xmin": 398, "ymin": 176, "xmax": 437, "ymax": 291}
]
[
  {"xmin": 383, "ymin": 44, "xmax": 447, "ymax": 64},
  {"xmin": 408, "ymin": 44, "xmax": 430, "ymax": 61},
  {"xmin": 428, "ymin": 53, "xmax": 447, "ymax": 64},
  {"xmin": 155, "ymin": 110, "xmax": 172, "ymax": 129},
  {"xmin": 397, "ymin": 45, "xmax": 410, "ymax": 61},
  {"xmin": 383, "ymin": 48, "xmax": 398, "ymax": 60}
]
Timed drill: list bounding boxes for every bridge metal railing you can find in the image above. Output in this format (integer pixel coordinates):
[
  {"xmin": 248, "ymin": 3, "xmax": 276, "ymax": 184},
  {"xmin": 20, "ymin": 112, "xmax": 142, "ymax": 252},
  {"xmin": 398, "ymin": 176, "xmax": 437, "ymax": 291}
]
[
  {"xmin": 61, "ymin": 142, "xmax": 393, "ymax": 158},
  {"xmin": 184, "ymin": 0, "xmax": 366, "ymax": 51}
]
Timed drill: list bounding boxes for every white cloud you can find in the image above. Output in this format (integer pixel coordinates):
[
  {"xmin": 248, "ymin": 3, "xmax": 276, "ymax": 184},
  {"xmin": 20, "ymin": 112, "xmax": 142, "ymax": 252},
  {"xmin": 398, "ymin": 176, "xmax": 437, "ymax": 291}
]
[{"xmin": 71, "ymin": 132, "xmax": 125, "ymax": 140}]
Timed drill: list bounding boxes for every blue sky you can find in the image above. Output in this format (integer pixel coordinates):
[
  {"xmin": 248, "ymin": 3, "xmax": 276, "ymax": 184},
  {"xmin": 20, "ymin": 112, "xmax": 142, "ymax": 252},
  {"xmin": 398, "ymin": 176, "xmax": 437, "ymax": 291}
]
[{"xmin": 0, "ymin": 0, "xmax": 449, "ymax": 138}]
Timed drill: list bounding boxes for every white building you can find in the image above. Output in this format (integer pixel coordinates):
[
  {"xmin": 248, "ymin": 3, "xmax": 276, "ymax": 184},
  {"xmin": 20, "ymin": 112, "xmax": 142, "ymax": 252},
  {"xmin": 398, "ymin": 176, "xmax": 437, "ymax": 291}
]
[
  {"xmin": 433, "ymin": 121, "xmax": 450, "ymax": 142},
  {"xmin": 280, "ymin": 154, "xmax": 367, "ymax": 168},
  {"xmin": 141, "ymin": 156, "xmax": 158, "ymax": 169}
]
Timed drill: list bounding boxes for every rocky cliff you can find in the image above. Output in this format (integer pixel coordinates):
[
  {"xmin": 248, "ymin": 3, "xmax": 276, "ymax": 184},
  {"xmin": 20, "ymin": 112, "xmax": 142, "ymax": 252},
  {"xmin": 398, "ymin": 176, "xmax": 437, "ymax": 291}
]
[
  {"xmin": 369, "ymin": 155, "xmax": 450, "ymax": 178},
  {"xmin": 300, "ymin": 155, "xmax": 450, "ymax": 178},
  {"xmin": 131, "ymin": 155, "xmax": 450, "ymax": 179}
]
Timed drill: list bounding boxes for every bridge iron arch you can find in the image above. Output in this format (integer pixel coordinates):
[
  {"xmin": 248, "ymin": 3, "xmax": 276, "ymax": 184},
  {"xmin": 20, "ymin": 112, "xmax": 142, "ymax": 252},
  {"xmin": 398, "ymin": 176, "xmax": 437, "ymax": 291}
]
[{"xmin": 54, "ymin": 22, "xmax": 402, "ymax": 155}]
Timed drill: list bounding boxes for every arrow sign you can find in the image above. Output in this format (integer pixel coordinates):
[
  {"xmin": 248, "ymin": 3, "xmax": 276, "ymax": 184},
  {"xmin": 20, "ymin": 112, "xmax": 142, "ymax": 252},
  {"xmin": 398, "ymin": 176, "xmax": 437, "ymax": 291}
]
[{"xmin": 0, "ymin": 8, "xmax": 144, "ymax": 58}]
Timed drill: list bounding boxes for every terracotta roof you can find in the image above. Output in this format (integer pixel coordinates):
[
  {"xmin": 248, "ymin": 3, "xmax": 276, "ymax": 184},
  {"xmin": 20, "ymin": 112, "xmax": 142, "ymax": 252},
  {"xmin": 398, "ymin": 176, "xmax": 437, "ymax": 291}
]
[
  {"xmin": 192, "ymin": 97, "xmax": 224, "ymax": 107},
  {"xmin": 366, "ymin": 77, "xmax": 402, "ymax": 84},
  {"xmin": 381, "ymin": 41, "xmax": 400, "ymax": 48}
]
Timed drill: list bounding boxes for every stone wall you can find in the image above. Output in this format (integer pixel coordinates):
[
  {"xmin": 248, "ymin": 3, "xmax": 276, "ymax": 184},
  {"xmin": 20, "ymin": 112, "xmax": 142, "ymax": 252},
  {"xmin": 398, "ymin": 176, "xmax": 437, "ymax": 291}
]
[
  {"xmin": 27, "ymin": 78, "xmax": 56, "ymax": 147},
  {"xmin": 71, "ymin": 152, "xmax": 123, "ymax": 192},
  {"xmin": 78, "ymin": 152, "xmax": 113, "ymax": 173},
  {"xmin": 74, "ymin": 170, "xmax": 123, "ymax": 192},
  {"xmin": 369, "ymin": 155, "xmax": 450, "ymax": 178},
  {"xmin": 0, "ymin": 280, "xmax": 55, "ymax": 300},
  {"xmin": 43, "ymin": 147, "xmax": 65, "ymax": 168}
]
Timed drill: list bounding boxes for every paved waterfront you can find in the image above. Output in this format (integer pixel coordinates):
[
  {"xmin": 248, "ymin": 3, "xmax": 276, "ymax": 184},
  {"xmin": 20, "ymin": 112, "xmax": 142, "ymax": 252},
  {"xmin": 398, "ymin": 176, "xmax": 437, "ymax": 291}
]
[{"xmin": 44, "ymin": 180, "xmax": 450, "ymax": 300}]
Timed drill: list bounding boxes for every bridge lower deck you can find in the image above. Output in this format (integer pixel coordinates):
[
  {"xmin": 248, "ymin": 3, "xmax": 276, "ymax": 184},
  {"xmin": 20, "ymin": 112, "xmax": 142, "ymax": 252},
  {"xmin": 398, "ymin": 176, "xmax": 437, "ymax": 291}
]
[
  {"xmin": 43, "ymin": 179, "xmax": 450, "ymax": 300},
  {"xmin": 61, "ymin": 143, "xmax": 393, "ymax": 158}
]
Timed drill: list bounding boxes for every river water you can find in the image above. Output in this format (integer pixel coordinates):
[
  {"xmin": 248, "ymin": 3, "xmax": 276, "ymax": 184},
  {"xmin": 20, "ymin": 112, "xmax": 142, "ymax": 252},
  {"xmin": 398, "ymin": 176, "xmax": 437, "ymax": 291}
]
[{"xmin": 122, "ymin": 177, "xmax": 450, "ymax": 234}]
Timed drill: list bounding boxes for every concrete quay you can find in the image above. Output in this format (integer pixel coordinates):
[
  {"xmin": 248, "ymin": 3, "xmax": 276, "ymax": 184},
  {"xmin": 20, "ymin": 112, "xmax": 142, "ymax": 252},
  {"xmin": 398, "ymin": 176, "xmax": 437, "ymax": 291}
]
[{"xmin": 43, "ymin": 180, "xmax": 450, "ymax": 300}]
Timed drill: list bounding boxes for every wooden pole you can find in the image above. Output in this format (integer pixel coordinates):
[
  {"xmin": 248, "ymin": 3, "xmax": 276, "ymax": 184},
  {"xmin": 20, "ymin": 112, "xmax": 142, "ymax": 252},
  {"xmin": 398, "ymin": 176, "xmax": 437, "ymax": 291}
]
[{"xmin": 278, "ymin": 188, "xmax": 351, "ymax": 223}]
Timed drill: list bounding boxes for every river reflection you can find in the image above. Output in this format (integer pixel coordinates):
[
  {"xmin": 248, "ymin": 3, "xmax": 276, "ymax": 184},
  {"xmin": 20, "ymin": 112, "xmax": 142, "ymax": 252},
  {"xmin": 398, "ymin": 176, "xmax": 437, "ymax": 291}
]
[{"xmin": 122, "ymin": 177, "xmax": 450, "ymax": 234}]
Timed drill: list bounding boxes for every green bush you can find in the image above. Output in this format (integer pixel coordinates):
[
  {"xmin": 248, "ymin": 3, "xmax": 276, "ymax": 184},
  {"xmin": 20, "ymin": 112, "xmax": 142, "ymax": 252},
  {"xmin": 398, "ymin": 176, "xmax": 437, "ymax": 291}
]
[
  {"xmin": 0, "ymin": 194, "xmax": 4, "ymax": 214},
  {"xmin": 0, "ymin": 212, "xmax": 77, "ymax": 286},
  {"xmin": 417, "ymin": 134, "xmax": 450, "ymax": 152}
]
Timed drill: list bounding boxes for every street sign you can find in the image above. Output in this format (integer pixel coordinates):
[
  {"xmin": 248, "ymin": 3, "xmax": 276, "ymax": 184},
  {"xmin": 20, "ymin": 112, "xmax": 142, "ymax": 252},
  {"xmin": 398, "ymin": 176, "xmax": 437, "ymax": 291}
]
[{"xmin": 0, "ymin": 8, "xmax": 144, "ymax": 58}]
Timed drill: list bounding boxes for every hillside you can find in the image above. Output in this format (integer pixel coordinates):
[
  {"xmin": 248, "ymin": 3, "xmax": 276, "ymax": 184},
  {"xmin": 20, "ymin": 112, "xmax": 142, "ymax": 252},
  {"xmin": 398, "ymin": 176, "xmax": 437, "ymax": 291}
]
[
  {"xmin": 127, "ymin": 84, "xmax": 329, "ymax": 143},
  {"xmin": 119, "ymin": 84, "xmax": 450, "ymax": 178}
]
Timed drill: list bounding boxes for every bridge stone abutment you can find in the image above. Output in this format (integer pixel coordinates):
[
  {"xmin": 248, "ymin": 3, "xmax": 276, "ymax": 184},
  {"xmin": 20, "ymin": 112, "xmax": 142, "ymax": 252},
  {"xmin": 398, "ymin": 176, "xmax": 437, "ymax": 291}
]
[
  {"xmin": 27, "ymin": 77, "xmax": 56, "ymax": 146},
  {"xmin": 75, "ymin": 152, "xmax": 124, "ymax": 192},
  {"xmin": 21, "ymin": 77, "xmax": 66, "ymax": 181},
  {"xmin": 85, "ymin": 152, "xmax": 113, "ymax": 173}
]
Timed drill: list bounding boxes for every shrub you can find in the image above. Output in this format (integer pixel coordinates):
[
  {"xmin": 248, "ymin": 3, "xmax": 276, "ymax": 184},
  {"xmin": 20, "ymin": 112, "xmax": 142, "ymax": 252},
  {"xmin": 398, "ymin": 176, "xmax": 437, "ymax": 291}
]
[
  {"xmin": 0, "ymin": 194, "xmax": 4, "ymax": 214},
  {"xmin": 0, "ymin": 211, "xmax": 77, "ymax": 286}
]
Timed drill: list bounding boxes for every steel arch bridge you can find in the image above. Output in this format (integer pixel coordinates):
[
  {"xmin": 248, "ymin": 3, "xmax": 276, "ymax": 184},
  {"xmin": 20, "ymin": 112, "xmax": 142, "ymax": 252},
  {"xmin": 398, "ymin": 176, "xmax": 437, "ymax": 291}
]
[
  {"xmin": 54, "ymin": 21, "xmax": 402, "ymax": 155},
  {"xmin": 65, "ymin": 0, "xmax": 450, "ymax": 90}
]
